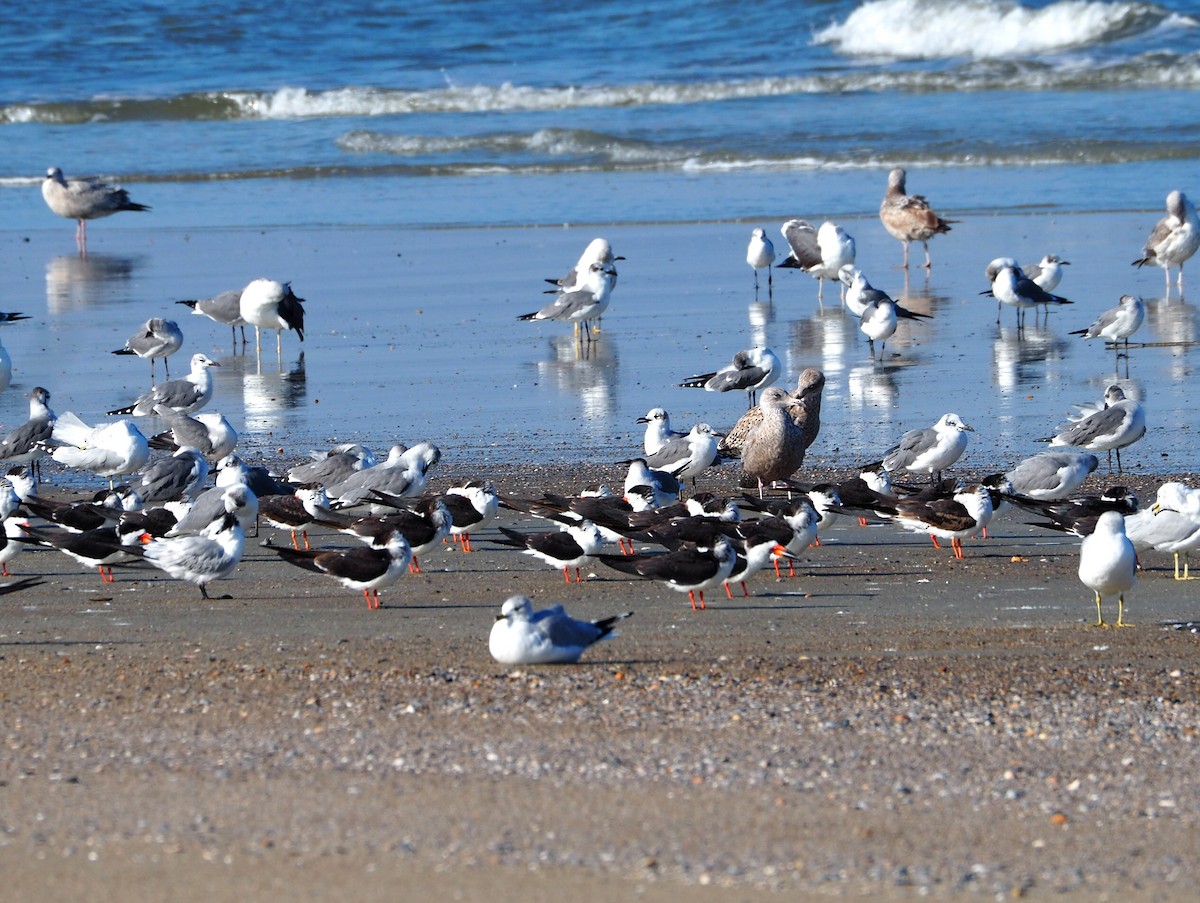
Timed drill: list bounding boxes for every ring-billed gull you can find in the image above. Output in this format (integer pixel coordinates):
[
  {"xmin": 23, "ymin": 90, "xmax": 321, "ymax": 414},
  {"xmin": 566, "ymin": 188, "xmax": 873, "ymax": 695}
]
[
  {"xmin": 1078, "ymin": 510, "xmax": 1136, "ymax": 627},
  {"xmin": 879, "ymin": 167, "xmax": 953, "ymax": 270},
  {"xmin": 489, "ymin": 595, "xmax": 632, "ymax": 664}
]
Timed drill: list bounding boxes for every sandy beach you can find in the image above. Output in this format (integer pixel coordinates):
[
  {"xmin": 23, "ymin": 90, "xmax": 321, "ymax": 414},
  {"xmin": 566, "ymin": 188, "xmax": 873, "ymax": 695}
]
[{"xmin": 2, "ymin": 457, "xmax": 1199, "ymax": 902}]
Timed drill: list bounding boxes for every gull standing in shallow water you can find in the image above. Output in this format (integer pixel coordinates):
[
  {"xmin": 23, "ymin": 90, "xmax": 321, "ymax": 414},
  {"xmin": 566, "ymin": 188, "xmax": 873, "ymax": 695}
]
[
  {"xmin": 1078, "ymin": 510, "xmax": 1137, "ymax": 627},
  {"xmin": 878, "ymin": 167, "xmax": 953, "ymax": 270},
  {"xmin": 489, "ymin": 595, "xmax": 632, "ymax": 664},
  {"xmin": 112, "ymin": 317, "xmax": 184, "ymax": 382},
  {"xmin": 108, "ymin": 353, "xmax": 219, "ymax": 416},
  {"xmin": 239, "ymin": 279, "xmax": 306, "ymax": 359},
  {"xmin": 41, "ymin": 166, "xmax": 149, "ymax": 255},
  {"xmin": 1132, "ymin": 189, "xmax": 1200, "ymax": 295},
  {"xmin": 1069, "ymin": 294, "xmax": 1145, "ymax": 358},
  {"xmin": 1046, "ymin": 386, "xmax": 1145, "ymax": 474},
  {"xmin": 518, "ymin": 261, "xmax": 617, "ymax": 340},
  {"xmin": 0, "ymin": 387, "xmax": 56, "ymax": 474},
  {"xmin": 746, "ymin": 228, "xmax": 776, "ymax": 300},
  {"xmin": 177, "ymin": 290, "xmax": 247, "ymax": 346},
  {"xmin": 872, "ymin": 413, "xmax": 973, "ymax": 483},
  {"xmin": 778, "ymin": 220, "xmax": 856, "ymax": 303},
  {"xmin": 679, "ymin": 346, "xmax": 780, "ymax": 407}
]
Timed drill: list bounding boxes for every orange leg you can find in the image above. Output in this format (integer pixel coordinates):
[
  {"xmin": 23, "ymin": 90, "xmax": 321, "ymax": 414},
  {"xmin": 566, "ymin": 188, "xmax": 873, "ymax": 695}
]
[
  {"xmin": 1, "ymin": 564, "xmax": 8, "ymax": 577},
  {"xmin": 772, "ymin": 559, "xmax": 782, "ymax": 578},
  {"xmin": 724, "ymin": 582, "xmax": 734, "ymax": 599},
  {"xmin": 302, "ymin": 530, "xmax": 311, "ymax": 550},
  {"xmin": 290, "ymin": 531, "xmax": 300, "ymax": 550},
  {"xmin": 930, "ymin": 535, "xmax": 942, "ymax": 549},
  {"xmin": 739, "ymin": 581, "xmax": 750, "ymax": 598},
  {"xmin": 408, "ymin": 557, "xmax": 422, "ymax": 574},
  {"xmin": 562, "ymin": 567, "xmax": 572, "ymax": 584},
  {"xmin": 952, "ymin": 538, "xmax": 964, "ymax": 560},
  {"xmin": 462, "ymin": 533, "xmax": 472, "ymax": 553}
]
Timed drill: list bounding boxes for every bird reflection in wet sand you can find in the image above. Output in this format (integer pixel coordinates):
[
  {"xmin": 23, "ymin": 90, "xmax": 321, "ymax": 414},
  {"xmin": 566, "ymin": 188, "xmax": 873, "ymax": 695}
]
[
  {"xmin": 747, "ymin": 301, "xmax": 773, "ymax": 349},
  {"xmin": 45, "ymin": 255, "xmax": 137, "ymax": 315},
  {"xmin": 531, "ymin": 333, "xmax": 618, "ymax": 422},
  {"xmin": 992, "ymin": 325, "xmax": 1069, "ymax": 393},
  {"xmin": 1145, "ymin": 297, "xmax": 1199, "ymax": 382},
  {"xmin": 229, "ymin": 352, "xmax": 306, "ymax": 433}
]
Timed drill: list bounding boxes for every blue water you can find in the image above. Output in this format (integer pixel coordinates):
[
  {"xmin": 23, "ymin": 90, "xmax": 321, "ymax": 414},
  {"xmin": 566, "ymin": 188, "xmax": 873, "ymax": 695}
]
[{"xmin": 0, "ymin": 0, "xmax": 1198, "ymax": 479}]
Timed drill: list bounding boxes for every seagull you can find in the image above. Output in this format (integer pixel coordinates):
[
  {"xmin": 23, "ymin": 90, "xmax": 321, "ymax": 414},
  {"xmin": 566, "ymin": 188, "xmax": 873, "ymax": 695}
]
[
  {"xmin": 838, "ymin": 266, "xmax": 889, "ymax": 318},
  {"xmin": 287, "ymin": 443, "xmax": 377, "ymax": 486},
  {"xmin": 239, "ymin": 279, "xmax": 305, "ymax": 358},
  {"xmin": 1123, "ymin": 482, "xmax": 1200, "ymax": 580},
  {"xmin": 166, "ymin": 483, "xmax": 258, "ymax": 539},
  {"xmin": 859, "ymin": 291, "xmax": 931, "ymax": 359},
  {"xmin": 636, "ymin": 408, "xmax": 687, "ymax": 455},
  {"xmin": 259, "ymin": 486, "xmax": 332, "ymax": 550},
  {"xmin": 740, "ymin": 387, "xmax": 808, "ymax": 497},
  {"xmin": 746, "ymin": 228, "xmax": 776, "ymax": 300},
  {"xmin": 41, "ymin": 166, "xmax": 149, "ymax": 254},
  {"xmin": 878, "ymin": 167, "xmax": 953, "ymax": 270},
  {"xmin": 272, "ymin": 529, "xmax": 412, "ymax": 610},
  {"xmin": 1046, "ymin": 386, "xmax": 1145, "ymax": 473},
  {"xmin": 1078, "ymin": 510, "xmax": 1137, "ymax": 626},
  {"xmin": 1024, "ymin": 254, "xmax": 1070, "ymax": 293},
  {"xmin": 597, "ymin": 535, "xmax": 737, "ymax": 610},
  {"xmin": 108, "ymin": 353, "xmax": 219, "ymax": 416},
  {"xmin": 679, "ymin": 346, "xmax": 780, "ymax": 407},
  {"xmin": 1069, "ymin": 294, "xmax": 1145, "ymax": 356},
  {"xmin": 112, "ymin": 318, "xmax": 184, "ymax": 382},
  {"xmin": 0, "ymin": 387, "xmax": 56, "ymax": 472},
  {"xmin": 494, "ymin": 520, "xmax": 604, "ymax": 584},
  {"xmin": 719, "ymin": 368, "xmax": 825, "ymax": 460},
  {"xmin": 621, "ymin": 458, "xmax": 681, "ymax": 510},
  {"xmin": 519, "ymin": 261, "xmax": 617, "ymax": 339},
  {"xmin": 545, "ymin": 238, "xmax": 622, "ymax": 293},
  {"xmin": 137, "ymin": 502, "xmax": 246, "ymax": 599},
  {"xmin": 325, "ymin": 442, "xmax": 441, "ymax": 509},
  {"xmin": 136, "ymin": 447, "xmax": 210, "ymax": 505},
  {"xmin": 49, "ymin": 414, "xmax": 150, "ymax": 487},
  {"xmin": 778, "ymin": 220, "xmax": 856, "ymax": 302},
  {"xmin": 147, "ymin": 406, "xmax": 237, "ymax": 462},
  {"xmin": 1132, "ymin": 189, "xmax": 1200, "ymax": 293},
  {"xmin": 1003, "ymin": 451, "xmax": 1099, "ymax": 501},
  {"xmin": 177, "ymin": 289, "xmax": 247, "ymax": 346},
  {"xmin": 642, "ymin": 423, "xmax": 722, "ymax": 487},
  {"xmin": 873, "ymin": 413, "xmax": 973, "ymax": 482},
  {"xmin": 489, "ymin": 595, "xmax": 632, "ymax": 664},
  {"xmin": 986, "ymin": 263, "xmax": 1071, "ymax": 328}
]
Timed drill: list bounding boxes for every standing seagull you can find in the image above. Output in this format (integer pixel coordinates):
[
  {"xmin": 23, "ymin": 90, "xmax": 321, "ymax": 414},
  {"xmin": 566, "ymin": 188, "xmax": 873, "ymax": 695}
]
[
  {"xmin": 1132, "ymin": 189, "xmax": 1200, "ymax": 294},
  {"xmin": 108, "ymin": 353, "xmax": 219, "ymax": 416},
  {"xmin": 740, "ymin": 386, "xmax": 809, "ymax": 496},
  {"xmin": 489, "ymin": 595, "xmax": 632, "ymax": 664},
  {"xmin": 137, "ymin": 503, "xmax": 246, "ymax": 599},
  {"xmin": 239, "ymin": 279, "xmax": 306, "ymax": 359},
  {"xmin": 873, "ymin": 413, "xmax": 973, "ymax": 482},
  {"xmin": 778, "ymin": 220, "xmax": 856, "ymax": 303},
  {"xmin": 858, "ymin": 291, "xmax": 931, "ymax": 359},
  {"xmin": 879, "ymin": 167, "xmax": 953, "ymax": 270},
  {"xmin": 1046, "ymin": 386, "xmax": 1145, "ymax": 474},
  {"xmin": 679, "ymin": 346, "xmax": 780, "ymax": 407},
  {"xmin": 719, "ymin": 368, "xmax": 825, "ymax": 460},
  {"xmin": 519, "ymin": 261, "xmax": 617, "ymax": 340},
  {"xmin": 177, "ymin": 289, "xmax": 247, "ymax": 346},
  {"xmin": 746, "ymin": 228, "xmax": 776, "ymax": 300},
  {"xmin": 1024, "ymin": 254, "xmax": 1070, "ymax": 292},
  {"xmin": 0, "ymin": 387, "xmax": 56, "ymax": 474},
  {"xmin": 112, "ymin": 317, "xmax": 184, "ymax": 382},
  {"xmin": 986, "ymin": 262, "xmax": 1072, "ymax": 328},
  {"xmin": 545, "ymin": 237, "xmax": 622, "ymax": 293},
  {"xmin": 1078, "ymin": 510, "xmax": 1137, "ymax": 627},
  {"xmin": 1069, "ymin": 294, "xmax": 1145, "ymax": 358},
  {"xmin": 41, "ymin": 166, "xmax": 149, "ymax": 255}
]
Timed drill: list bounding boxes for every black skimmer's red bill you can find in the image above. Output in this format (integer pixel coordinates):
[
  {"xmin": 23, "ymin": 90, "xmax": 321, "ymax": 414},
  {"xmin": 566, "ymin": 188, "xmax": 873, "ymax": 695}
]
[
  {"xmin": 597, "ymin": 536, "xmax": 737, "ymax": 611},
  {"xmin": 272, "ymin": 530, "xmax": 412, "ymax": 610},
  {"xmin": 489, "ymin": 595, "xmax": 632, "ymax": 664},
  {"xmin": 41, "ymin": 166, "xmax": 149, "ymax": 255},
  {"xmin": 878, "ymin": 166, "xmax": 953, "ymax": 270}
]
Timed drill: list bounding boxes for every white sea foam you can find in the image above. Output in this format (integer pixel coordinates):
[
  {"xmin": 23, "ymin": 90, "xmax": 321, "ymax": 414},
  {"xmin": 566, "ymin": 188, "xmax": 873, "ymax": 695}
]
[{"xmin": 813, "ymin": 0, "xmax": 1190, "ymax": 60}]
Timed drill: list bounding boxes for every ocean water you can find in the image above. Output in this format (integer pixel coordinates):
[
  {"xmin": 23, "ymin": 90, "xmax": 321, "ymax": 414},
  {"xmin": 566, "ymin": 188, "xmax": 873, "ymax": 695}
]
[{"xmin": 0, "ymin": 0, "xmax": 1198, "ymax": 479}]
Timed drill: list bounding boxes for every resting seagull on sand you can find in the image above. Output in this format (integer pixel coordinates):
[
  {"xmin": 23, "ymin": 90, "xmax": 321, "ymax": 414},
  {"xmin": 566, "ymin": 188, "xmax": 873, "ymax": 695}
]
[{"xmin": 489, "ymin": 595, "xmax": 631, "ymax": 664}]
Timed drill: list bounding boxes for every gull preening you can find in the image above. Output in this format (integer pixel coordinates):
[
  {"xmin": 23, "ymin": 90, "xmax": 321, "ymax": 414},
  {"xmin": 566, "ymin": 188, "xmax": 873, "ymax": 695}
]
[
  {"xmin": 489, "ymin": 595, "xmax": 631, "ymax": 664},
  {"xmin": 49, "ymin": 414, "xmax": 150, "ymax": 487},
  {"xmin": 112, "ymin": 317, "xmax": 184, "ymax": 382},
  {"xmin": 778, "ymin": 220, "xmax": 856, "ymax": 303},
  {"xmin": 1003, "ymin": 450, "xmax": 1099, "ymax": 501},
  {"xmin": 878, "ymin": 167, "xmax": 953, "ymax": 270},
  {"xmin": 41, "ymin": 166, "xmax": 149, "ymax": 254},
  {"xmin": 1078, "ymin": 510, "xmax": 1136, "ymax": 627},
  {"xmin": 746, "ymin": 227, "xmax": 776, "ymax": 300},
  {"xmin": 679, "ymin": 346, "xmax": 780, "ymax": 407},
  {"xmin": 1132, "ymin": 189, "xmax": 1199, "ymax": 294},
  {"xmin": 239, "ymin": 279, "xmax": 306, "ymax": 358}
]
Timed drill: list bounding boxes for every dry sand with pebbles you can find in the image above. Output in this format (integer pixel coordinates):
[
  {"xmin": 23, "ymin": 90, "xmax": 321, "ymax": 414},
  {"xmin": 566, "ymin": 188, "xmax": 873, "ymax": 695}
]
[{"xmin": 1, "ymin": 463, "xmax": 1199, "ymax": 901}]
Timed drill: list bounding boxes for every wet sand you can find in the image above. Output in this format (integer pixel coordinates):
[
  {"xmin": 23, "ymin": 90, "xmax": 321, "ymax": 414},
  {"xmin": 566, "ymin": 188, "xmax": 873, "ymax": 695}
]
[{"xmin": 2, "ymin": 462, "xmax": 1200, "ymax": 901}]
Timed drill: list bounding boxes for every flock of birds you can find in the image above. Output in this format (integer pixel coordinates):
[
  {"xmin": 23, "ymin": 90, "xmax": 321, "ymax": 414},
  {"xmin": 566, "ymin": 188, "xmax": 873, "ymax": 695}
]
[{"xmin": 6, "ymin": 164, "xmax": 1199, "ymax": 664}]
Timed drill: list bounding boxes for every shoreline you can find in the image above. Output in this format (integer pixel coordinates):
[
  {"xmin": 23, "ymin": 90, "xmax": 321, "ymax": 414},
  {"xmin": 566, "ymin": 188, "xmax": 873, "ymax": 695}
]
[{"xmin": 2, "ymin": 463, "xmax": 1200, "ymax": 900}]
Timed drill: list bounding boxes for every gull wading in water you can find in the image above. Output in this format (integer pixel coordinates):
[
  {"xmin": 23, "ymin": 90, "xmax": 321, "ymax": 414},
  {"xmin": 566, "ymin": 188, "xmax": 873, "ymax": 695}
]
[
  {"xmin": 489, "ymin": 595, "xmax": 632, "ymax": 664},
  {"xmin": 1078, "ymin": 510, "xmax": 1136, "ymax": 627},
  {"xmin": 679, "ymin": 346, "xmax": 780, "ymax": 407},
  {"xmin": 746, "ymin": 227, "xmax": 776, "ymax": 300},
  {"xmin": 519, "ymin": 260, "xmax": 617, "ymax": 340},
  {"xmin": 41, "ymin": 166, "xmax": 149, "ymax": 254},
  {"xmin": 1069, "ymin": 294, "xmax": 1145, "ymax": 358},
  {"xmin": 1046, "ymin": 386, "xmax": 1145, "ymax": 474},
  {"xmin": 1132, "ymin": 189, "xmax": 1200, "ymax": 294},
  {"xmin": 177, "ymin": 289, "xmax": 247, "ymax": 346},
  {"xmin": 778, "ymin": 219, "xmax": 856, "ymax": 303},
  {"xmin": 985, "ymin": 262, "xmax": 1072, "ymax": 328},
  {"xmin": 878, "ymin": 167, "xmax": 953, "ymax": 270},
  {"xmin": 112, "ymin": 317, "xmax": 184, "ymax": 383},
  {"xmin": 239, "ymin": 279, "xmax": 306, "ymax": 359}
]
